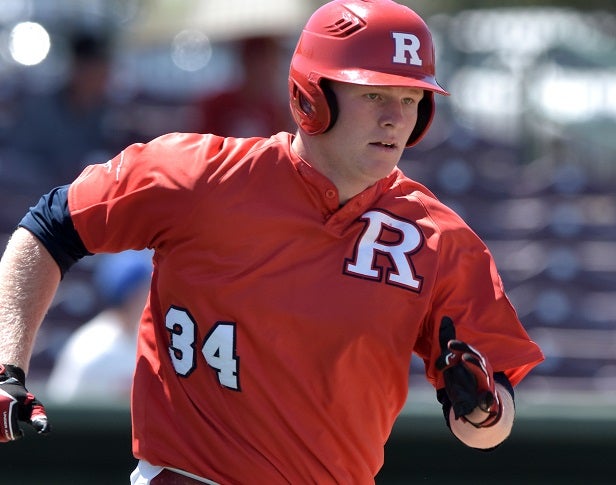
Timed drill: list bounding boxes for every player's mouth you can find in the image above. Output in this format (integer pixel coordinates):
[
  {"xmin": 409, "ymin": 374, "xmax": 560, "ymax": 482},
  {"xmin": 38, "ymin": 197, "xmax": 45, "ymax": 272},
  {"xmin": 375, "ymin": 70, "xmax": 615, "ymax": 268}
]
[{"xmin": 370, "ymin": 141, "xmax": 398, "ymax": 150}]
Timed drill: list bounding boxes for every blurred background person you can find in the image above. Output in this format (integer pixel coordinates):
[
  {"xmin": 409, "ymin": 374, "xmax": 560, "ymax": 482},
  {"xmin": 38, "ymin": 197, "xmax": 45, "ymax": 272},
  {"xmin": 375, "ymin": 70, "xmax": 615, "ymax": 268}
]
[
  {"xmin": 195, "ymin": 35, "xmax": 295, "ymax": 137},
  {"xmin": 5, "ymin": 28, "xmax": 120, "ymax": 196},
  {"xmin": 46, "ymin": 250, "xmax": 152, "ymax": 406}
]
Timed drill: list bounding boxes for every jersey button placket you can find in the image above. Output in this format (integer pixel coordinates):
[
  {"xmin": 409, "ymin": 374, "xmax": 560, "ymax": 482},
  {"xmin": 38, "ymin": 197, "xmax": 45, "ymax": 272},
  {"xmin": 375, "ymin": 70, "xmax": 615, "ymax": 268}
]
[{"xmin": 322, "ymin": 188, "xmax": 338, "ymax": 224}]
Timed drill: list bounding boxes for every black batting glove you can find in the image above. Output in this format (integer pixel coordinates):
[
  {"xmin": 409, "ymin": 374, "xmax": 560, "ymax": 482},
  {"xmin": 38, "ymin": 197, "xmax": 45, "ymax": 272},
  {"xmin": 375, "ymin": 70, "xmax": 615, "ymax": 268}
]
[
  {"xmin": 0, "ymin": 364, "xmax": 51, "ymax": 442},
  {"xmin": 436, "ymin": 316, "xmax": 502, "ymax": 428}
]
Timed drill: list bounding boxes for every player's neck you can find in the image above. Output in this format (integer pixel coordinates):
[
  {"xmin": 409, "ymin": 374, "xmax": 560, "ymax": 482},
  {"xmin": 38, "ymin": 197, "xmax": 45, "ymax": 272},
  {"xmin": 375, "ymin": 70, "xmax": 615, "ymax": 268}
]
[{"xmin": 291, "ymin": 132, "xmax": 368, "ymax": 205}]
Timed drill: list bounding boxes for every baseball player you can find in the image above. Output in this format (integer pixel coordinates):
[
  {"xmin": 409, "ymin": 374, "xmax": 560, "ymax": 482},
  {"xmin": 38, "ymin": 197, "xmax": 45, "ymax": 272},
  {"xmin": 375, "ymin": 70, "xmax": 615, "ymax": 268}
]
[{"xmin": 0, "ymin": 1, "xmax": 544, "ymax": 483}]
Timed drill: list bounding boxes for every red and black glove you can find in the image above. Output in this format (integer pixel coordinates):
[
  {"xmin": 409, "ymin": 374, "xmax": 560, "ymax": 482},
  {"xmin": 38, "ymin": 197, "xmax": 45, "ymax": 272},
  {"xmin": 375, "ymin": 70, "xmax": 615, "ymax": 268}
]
[
  {"xmin": 436, "ymin": 316, "xmax": 502, "ymax": 428},
  {"xmin": 0, "ymin": 364, "xmax": 50, "ymax": 442}
]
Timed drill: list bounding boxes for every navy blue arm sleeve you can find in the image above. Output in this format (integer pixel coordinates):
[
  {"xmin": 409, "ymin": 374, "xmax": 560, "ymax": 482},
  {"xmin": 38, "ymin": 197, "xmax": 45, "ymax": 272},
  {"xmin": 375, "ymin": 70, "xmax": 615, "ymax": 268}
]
[{"xmin": 18, "ymin": 185, "xmax": 92, "ymax": 278}]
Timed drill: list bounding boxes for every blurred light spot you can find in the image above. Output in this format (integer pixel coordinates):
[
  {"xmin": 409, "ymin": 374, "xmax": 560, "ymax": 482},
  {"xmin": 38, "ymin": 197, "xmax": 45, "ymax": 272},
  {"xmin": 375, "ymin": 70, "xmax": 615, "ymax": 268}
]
[
  {"xmin": 9, "ymin": 21, "xmax": 50, "ymax": 66},
  {"xmin": 171, "ymin": 29, "xmax": 212, "ymax": 72},
  {"xmin": 549, "ymin": 202, "xmax": 583, "ymax": 237},
  {"xmin": 534, "ymin": 67, "xmax": 616, "ymax": 122},
  {"xmin": 535, "ymin": 289, "xmax": 571, "ymax": 324},
  {"xmin": 437, "ymin": 158, "xmax": 474, "ymax": 194},
  {"xmin": 452, "ymin": 68, "xmax": 521, "ymax": 118},
  {"xmin": 450, "ymin": 68, "xmax": 522, "ymax": 140},
  {"xmin": 545, "ymin": 247, "xmax": 579, "ymax": 281},
  {"xmin": 552, "ymin": 164, "xmax": 587, "ymax": 194}
]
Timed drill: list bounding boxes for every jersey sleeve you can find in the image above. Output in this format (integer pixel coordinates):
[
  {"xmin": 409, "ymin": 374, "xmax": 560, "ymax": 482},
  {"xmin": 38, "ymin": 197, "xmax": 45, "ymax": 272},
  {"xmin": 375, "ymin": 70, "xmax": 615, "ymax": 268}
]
[
  {"xmin": 18, "ymin": 185, "xmax": 92, "ymax": 277},
  {"xmin": 68, "ymin": 132, "xmax": 218, "ymax": 253},
  {"xmin": 414, "ymin": 203, "xmax": 544, "ymax": 389}
]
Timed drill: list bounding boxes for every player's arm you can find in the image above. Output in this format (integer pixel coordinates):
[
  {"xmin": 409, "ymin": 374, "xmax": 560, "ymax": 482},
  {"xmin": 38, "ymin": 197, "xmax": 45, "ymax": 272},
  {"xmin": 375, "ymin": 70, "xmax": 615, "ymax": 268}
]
[
  {"xmin": 0, "ymin": 185, "xmax": 91, "ymax": 441},
  {"xmin": 0, "ymin": 227, "xmax": 58, "ymax": 441},
  {"xmin": 436, "ymin": 316, "xmax": 515, "ymax": 450},
  {"xmin": 0, "ymin": 227, "xmax": 60, "ymax": 371}
]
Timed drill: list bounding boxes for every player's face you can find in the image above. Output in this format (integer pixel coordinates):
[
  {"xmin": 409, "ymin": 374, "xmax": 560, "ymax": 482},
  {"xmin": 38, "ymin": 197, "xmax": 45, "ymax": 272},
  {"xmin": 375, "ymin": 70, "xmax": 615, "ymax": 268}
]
[{"xmin": 310, "ymin": 82, "xmax": 423, "ymax": 203}]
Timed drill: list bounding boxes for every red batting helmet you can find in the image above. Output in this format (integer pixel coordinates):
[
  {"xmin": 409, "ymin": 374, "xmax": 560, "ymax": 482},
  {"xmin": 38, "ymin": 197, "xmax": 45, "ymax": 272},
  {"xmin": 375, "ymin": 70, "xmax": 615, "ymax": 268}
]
[{"xmin": 289, "ymin": 0, "xmax": 449, "ymax": 147}]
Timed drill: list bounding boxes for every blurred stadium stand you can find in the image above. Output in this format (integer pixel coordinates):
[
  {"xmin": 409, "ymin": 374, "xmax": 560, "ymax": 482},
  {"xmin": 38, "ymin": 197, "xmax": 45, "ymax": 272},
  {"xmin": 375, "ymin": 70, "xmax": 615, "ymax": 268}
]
[
  {"xmin": 0, "ymin": 1, "xmax": 614, "ymax": 483},
  {"xmin": 401, "ymin": 4, "xmax": 616, "ymax": 405}
]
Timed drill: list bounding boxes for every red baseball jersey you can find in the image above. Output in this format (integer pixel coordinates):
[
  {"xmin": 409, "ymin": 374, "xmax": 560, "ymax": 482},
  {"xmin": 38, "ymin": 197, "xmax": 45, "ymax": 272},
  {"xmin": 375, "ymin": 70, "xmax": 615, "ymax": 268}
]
[{"xmin": 68, "ymin": 132, "xmax": 543, "ymax": 483}]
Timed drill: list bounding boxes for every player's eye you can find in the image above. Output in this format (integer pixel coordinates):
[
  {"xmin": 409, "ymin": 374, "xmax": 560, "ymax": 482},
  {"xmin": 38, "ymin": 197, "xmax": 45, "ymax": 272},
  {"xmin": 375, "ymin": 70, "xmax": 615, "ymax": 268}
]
[{"xmin": 365, "ymin": 93, "xmax": 381, "ymax": 101}]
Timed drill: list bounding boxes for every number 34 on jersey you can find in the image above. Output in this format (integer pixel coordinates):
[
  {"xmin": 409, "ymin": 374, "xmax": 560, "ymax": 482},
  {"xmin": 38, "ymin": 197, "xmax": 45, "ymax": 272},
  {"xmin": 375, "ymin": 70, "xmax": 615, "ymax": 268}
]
[{"xmin": 165, "ymin": 306, "xmax": 240, "ymax": 391}]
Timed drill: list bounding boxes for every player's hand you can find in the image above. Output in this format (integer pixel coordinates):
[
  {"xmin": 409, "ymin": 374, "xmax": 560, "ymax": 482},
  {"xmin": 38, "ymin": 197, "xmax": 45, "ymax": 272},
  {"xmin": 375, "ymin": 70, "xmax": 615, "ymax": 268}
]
[
  {"xmin": 436, "ymin": 316, "xmax": 502, "ymax": 428},
  {"xmin": 0, "ymin": 364, "xmax": 50, "ymax": 442}
]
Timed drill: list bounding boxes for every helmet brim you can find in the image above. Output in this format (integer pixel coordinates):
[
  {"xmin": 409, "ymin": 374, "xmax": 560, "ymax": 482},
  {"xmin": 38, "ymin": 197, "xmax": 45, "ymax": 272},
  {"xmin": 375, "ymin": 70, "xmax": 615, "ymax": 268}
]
[{"xmin": 321, "ymin": 68, "xmax": 449, "ymax": 96}]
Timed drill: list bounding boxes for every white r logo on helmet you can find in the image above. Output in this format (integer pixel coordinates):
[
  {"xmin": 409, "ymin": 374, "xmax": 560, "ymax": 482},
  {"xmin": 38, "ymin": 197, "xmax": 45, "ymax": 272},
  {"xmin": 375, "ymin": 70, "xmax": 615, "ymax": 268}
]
[{"xmin": 391, "ymin": 32, "xmax": 423, "ymax": 66}]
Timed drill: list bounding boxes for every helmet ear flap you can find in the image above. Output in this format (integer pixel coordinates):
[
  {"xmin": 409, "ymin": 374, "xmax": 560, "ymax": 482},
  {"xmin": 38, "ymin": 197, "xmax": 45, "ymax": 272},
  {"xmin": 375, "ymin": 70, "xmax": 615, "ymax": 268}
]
[
  {"xmin": 289, "ymin": 77, "xmax": 332, "ymax": 135},
  {"xmin": 406, "ymin": 91, "xmax": 435, "ymax": 147}
]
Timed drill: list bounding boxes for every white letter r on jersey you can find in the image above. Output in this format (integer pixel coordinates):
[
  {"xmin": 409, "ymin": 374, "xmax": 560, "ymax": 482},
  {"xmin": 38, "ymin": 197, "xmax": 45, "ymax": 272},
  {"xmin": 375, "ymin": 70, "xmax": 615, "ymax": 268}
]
[{"xmin": 345, "ymin": 210, "xmax": 423, "ymax": 291}]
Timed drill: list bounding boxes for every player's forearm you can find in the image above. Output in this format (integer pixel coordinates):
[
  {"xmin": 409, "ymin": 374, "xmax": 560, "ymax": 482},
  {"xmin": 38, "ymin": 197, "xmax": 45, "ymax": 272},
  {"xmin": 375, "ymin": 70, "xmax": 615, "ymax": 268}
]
[
  {"xmin": 0, "ymin": 227, "xmax": 61, "ymax": 372},
  {"xmin": 449, "ymin": 383, "xmax": 514, "ymax": 449}
]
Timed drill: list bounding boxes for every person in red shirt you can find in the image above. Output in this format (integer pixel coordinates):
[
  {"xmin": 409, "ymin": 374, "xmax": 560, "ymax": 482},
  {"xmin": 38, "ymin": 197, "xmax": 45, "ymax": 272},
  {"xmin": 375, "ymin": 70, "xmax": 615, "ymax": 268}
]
[
  {"xmin": 0, "ymin": 1, "xmax": 543, "ymax": 483},
  {"xmin": 195, "ymin": 35, "xmax": 295, "ymax": 138}
]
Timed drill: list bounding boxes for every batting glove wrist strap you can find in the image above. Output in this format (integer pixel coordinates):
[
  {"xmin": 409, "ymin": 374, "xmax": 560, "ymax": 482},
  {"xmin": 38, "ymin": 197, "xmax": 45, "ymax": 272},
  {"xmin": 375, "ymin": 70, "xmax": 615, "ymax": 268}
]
[
  {"xmin": 0, "ymin": 363, "xmax": 51, "ymax": 442},
  {"xmin": 461, "ymin": 394, "xmax": 503, "ymax": 428}
]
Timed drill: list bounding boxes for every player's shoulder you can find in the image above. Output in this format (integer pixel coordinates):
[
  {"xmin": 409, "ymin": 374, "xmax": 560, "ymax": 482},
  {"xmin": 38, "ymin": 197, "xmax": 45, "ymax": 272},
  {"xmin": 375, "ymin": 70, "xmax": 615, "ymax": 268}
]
[
  {"xmin": 140, "ymin": 131, "xmax": 289, "ymax": 169},
  {"xmin": 146, "ymin": 131, "xmax": 286, "ymax": 152},
  {"xmin": 143, "ymin": 131, "xmax": 252, "ymax": 156},
  {"xmin": 389, "ymin": 169, "xmax": 476, "ymax": 235}
]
